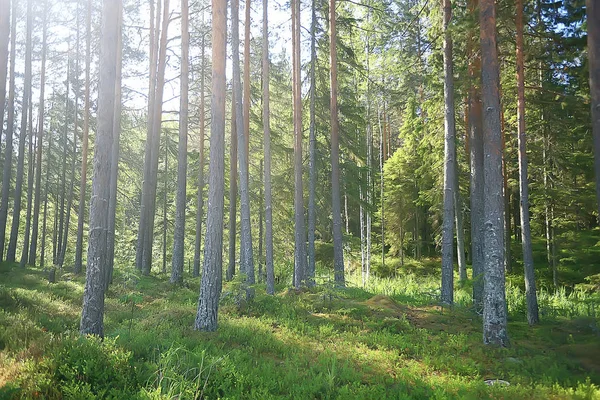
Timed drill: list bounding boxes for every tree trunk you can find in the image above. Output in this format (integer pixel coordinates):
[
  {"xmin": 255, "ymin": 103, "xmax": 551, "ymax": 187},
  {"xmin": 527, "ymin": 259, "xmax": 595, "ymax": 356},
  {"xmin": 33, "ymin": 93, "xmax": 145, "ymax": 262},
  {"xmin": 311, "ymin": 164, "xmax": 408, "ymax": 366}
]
[
  {"xmin": 588, "ymin": 0, "xmax": 600, "ymax": 224},
  {"xmin": 57, "ymin": 53, "xmax": 71, "ymax": 268},
  {"xmin": 232, "ymin": 0, "xmax": 254, "ymax": 293},
  {"xmin": 193, "ymin": 23, "xmax": 206, "ymax": 278},
  {"xmin": 74, "ymin": 0, "xmax": 92, "ymax": 274},
  {"xmin": 516, "ymin": 0, "xmax": 539, "ymax": 325},
  {"xmin": 501, "ymin": 106, "xmax": 511, "ymax": 273},
  {"xmin": 171, "ymin": 0, "xmax": 189, "ymax": 284},
  {"xmin": 29, "ymin": 2, "xmax": 49, "ymax": 267},
  {"xmin": 454, "ymin": 159, "xmax": 467, "ymax": 281},
  {"xmin": 292, "ymin": 0, "xmax": 306, "ymax": 288},
  {"xmin": 227, "ymin": 89, "xmax": 238, "ymax": 281},
  {"xmin": 468, "ymin": 0, "xmax": 484, "ymax": 308},
  {"xmin": 440, "ymin": 0, "xmax": 456, "ymax": 305},
  {"xmin": 330, "ymin": 0, "xmax": 344, "ymax": 286},
  {"xmin": 6, "ymin": 0, "xmax": 32, "ymax": 262},
  {"xmin": 243, "ymin": 0, "xmax": 250, "ymax": 176},
  {"xmin": 195, "ymin": 0, "xmax": 227, "ymax": 332},
  {"xmin": 480, "ymin": 0, "xmax": 509, "ymax": 347},
  {"xmin": 258, "ymin": 159, "xmax": 264, "ymax": 282},
  {"xmin": 0, "ymin": 0, "xmax": 16, "ymax": 262},
  {"xmin": 0, "ymin": 0, "xmax": 9, "ymax": 160},
  {"xmin": 40, "ymin": 131, "xmax": 52, "ymax": 269},
  {"xmin": 105, "ymin": 5, "xmax": 123, "ymax": 289},
  {"xmin": 136, "ymin": 0, "xmax": 160, "ymax": 271},
  {"xmin": 19, "ymin": 92, "xmax": 35, "ymax": 268},
  {"xmin": 80, "ymin": 0, "xmax": 120, "ymax": 337},
  {"xmin": 162, "ymin": 135, "xmax": 168, "ymax": 274},
  {"xmin": 263, "ymin": 0, "xmax": 274, "ymax": 294},
  {"xmin": 306, "ymin": 0, "xmax": 317, "ymax": 287}
]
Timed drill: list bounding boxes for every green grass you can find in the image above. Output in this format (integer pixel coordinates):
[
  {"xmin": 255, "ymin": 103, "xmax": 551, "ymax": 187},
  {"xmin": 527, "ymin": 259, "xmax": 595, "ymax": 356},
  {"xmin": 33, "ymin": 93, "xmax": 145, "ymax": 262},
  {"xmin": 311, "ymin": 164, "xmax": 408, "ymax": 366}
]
[{"xmin": 0, "ymin": 260, "xmax": 599, "ymax": 399}]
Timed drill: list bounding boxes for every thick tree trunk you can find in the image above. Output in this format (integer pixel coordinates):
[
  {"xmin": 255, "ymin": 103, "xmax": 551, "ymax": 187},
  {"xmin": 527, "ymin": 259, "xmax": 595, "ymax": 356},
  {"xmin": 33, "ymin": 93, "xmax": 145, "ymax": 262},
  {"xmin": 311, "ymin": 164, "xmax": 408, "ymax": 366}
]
[
  {"xmin": 74, "ymin": 0, "xmax": 92, "ymax": 274},
  {"xmin": 480, "ymin": 0, "xmax": 509, "ymax": 347},
  {"xmin": 516, "ymin": 0, "xmax": 539, "ymax": 325},
  {"xmin": 263, "ymin": 0, "xmax": 274, "ymax": 294},
  {"xmin": 105, "ymin": 6, "xmax": 123, "ymax": 289},
  {"xmin": 232, "ymin": 0, "xmax": 254, "ymax": 293},
  {"xmin": 243, "ymin": 0, "xmax": 250, "ymax": 176},
  {"xmin": 468, "ymin": 0, "xmax": 484, "ymax": 308},
  {"xmin": 440, "ymin": 0, "xmax": 456, "ymax": 305},
  {"xmin": 30, "ymin": 3, "xmax": 49, "ymax": 267},
  {"xmin": 330, "ymin": 0, "xmax": 344, "ymax": 286},
  {"xmin": 0, "ymin": 0, "xmax": 16, "ymax": 261},
  {"xmin": 171, "ymin": 0, "xmax": 189, "ymax": 284},
  {"xmin": 292, "ymin": 0, "xmax": 306, "ymax": 288},
  {"xmin": 306, "ymin": 0, "xmax": 317, "ymax": 287},
  {"xmin": 195, "ymin": 0, "xmax": 227, "ymax": 331},
  {"xmin": 80, "ymin": 0, "xmax": 120, "ymax": 337},
  {"xmin": 588, "ymin": 0, "xmax": 600, "ymax": 224},
  {"xmin": 227, "ymin": 90, "xmax": 238, "ymax": 281},
  {"xmin": 193, "ymin": 27, "xmax": 206, "ymax": 278},
  {"xmin": 6, "ymin": 0, "xmax": 32, "ymax": 262}
]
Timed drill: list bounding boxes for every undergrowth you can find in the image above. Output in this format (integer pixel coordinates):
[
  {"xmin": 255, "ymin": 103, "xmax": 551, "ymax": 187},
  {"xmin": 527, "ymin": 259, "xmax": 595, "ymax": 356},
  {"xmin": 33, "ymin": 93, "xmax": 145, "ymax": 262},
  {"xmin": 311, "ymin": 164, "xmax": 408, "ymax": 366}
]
[{"xmin": 0, "ymin": 260, "xmax": 598, "ymax": 399}]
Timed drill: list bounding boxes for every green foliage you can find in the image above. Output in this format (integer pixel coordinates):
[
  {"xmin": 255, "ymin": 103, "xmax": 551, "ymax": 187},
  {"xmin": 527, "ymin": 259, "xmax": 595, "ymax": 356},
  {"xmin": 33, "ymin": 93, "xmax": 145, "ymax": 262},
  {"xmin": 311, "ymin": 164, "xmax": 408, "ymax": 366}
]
[{"xmin": 1, "ymin": 264, "xmax": 599, "ymax": 399}]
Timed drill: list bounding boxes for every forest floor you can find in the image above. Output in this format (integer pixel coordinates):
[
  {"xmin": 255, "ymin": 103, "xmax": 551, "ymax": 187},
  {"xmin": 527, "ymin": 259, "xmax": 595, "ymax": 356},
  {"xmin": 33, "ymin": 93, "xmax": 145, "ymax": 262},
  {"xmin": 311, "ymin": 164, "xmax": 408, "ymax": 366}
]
[{"xmin": 0, "ymin": 261, "xmax": 599, "ymax": 399}]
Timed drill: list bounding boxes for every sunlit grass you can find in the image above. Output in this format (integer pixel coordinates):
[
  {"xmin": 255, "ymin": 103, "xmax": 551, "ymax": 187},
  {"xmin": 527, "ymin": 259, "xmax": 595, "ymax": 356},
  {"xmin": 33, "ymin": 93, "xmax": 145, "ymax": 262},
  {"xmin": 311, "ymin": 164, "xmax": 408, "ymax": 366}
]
[{"xmin": 0, "ymin": 260, "xmax": 598, "ymax": 399}]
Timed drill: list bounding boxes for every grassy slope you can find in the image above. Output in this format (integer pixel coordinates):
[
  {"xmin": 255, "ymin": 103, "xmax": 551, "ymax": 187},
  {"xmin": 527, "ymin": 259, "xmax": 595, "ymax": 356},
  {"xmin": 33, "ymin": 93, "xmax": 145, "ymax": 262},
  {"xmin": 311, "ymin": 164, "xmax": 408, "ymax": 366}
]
[{"xmin": 0, "ymin": 262, "xmax": 599, "ymax": 399}]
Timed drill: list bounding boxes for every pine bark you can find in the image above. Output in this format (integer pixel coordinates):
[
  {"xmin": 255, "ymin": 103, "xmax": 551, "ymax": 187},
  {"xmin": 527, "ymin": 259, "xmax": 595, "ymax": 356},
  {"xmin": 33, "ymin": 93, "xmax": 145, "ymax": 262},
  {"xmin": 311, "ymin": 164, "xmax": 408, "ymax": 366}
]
[
  {"xmin": 19, "ymin": 92, "xmax": 34, "ymax": 268},
  {"xmin": 30, "ymin": 3, "xmax": 49, "ymax": 267},
  {"xmin": 306, "ymin": 0, "xmax": 317, "ymax": 287},
  {"xmin": 588, "ymin": 0, "xmax": 600, "ymax": 224},
  {"xmin": 480, "ymin": 0, "xmax": 509, "ymax": 347},
  {"xmin": 74, "ymin": 0, "xmax": 92, "ymax": 274},
  {"xmin": 263, "ymin": 0, "xmax": 274, "ymax": 294},
  {"xmin": 516, "ymin": 0, "xmax": 539, "ymax": 325},
  {"xmin": 232, "ymin": 0, "xmax": 255, "ymax": 291},
  {"xmin": 171, "ymin": 0, "xmax": 189, "ymax": 284},
  {"xmin": 80, "ymin": 0, "xmax": 120, "ymax": 337},
  {"xmin": 193, "ymin": 14, "xmax": 206, "ymax": 278},
  {"xmin": 440, "ymin": 0, "xmax": 456, "ymax": 305},
  {"xmin": 195, "ymin": 0, "xmax": 227, "ymax": 331},
  {"xmin": 468, "ymin": 0, "xmax": 484, "ymax": 308},
  {"xmin": 227, "ymin": 90, "xmax": 238, "ymax": 281},
  {"xmin": 0, "ymin": 1, "xmax": 16, "ymax": 262},
  {"xmin": 105, "ymin": 6, "xmax": 123, "ymax": 288},
  {"xmin": 243, "ymin": 0, "xmax": 250, "ymax": 175},
  {"xmin": 292, "ymin": 0, "xmax": 306, "ymax": 288},
  {"xmin": 6, "ymin": 0, "xmax": 32, "ymax": 263},
  {"xmin": 330, "ymin": 0, "xmax": 344, "ymax": 286},
  {"xmin": 0, "ymin": 0, "xmax": 9, "ymax": 156}
]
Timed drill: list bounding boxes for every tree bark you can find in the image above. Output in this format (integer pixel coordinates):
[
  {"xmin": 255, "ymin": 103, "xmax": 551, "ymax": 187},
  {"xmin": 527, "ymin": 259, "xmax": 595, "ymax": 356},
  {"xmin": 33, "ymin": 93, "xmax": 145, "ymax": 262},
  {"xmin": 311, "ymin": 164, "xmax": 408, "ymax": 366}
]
[
  {"xmin": 193, "ymin": 22, "xmax": 206, "ymax": 278},
  {"xmin": 0, "ymin": 0, "xmax": 9, "ymax": 159},
  {"xmin": 171, "ymin": 0, "xmax": 189, "ymax": 284},
  {"xmin": 74, "ymin": 0, "xmax": 93, "ymax": 274},
  {"xmin": 516, "ymin": 0, "xmax": 539, "ymax": 325},
  {"xmin": 454, "ymin": 160, "xmax": 467, "ymax": 281},
  {"xmin": 243, "ymin": 0, "xmax": 250, "ymax": 176},
  {"xmin": 227, "ymin": 89, "xmax": 238, "ymax": 281},
  {"xmin": 330, "ymin": 0, "xmax": 344, "ymax": 286},
  {"xmin": 480, "ymin": 0, "xmax": 509, "ymax": 347},
  {"xmin": 441, "ymin": 0, "xmax": 456, "ymax": 305},
  {"xmin": 57, "ymin": 53, "xmax": 71, "ymax": 268},
  {"xmin": 30, "ymin": 2, "xmax": 49, "ymax": 267},
  {"xmin": 306, "ymin": 0, "xmax": 317, "ymax": 287},
  {"xmin": 6, "ymin": 0, "xmax": 32, "ymax": 262},
  {"xmin": 162, "ymin": 135, "xmax": 168, "ymax": 274},
  {"xmin": 292, "ymin": 0, "xmax": 306, "ymax": 288},
  {"xmin": 195, "ymin": 0, "xmax": 227, "ymax": 331},
  {"xmin": 80, "ymin": 0, "xmax": 120, "ymax": 337},
  {"xmin": 40, "ymin": 127, "xmax": 52, "ymax": 269},
  {"xmin": 105, "ymin": 5, "xmax": 123, "ymax": 289},
  {"xmin": 232, "ymin": 0, "xmax": 255, "ymax": 292},
  {"xmin": 263, "ymin": 0, "xmax": 274, "ymax": 294},
  {"xmin": 0, "ymin": 0, "xmax": 16, "ymax": 262},
  {"xmin": 19, "ymin": 88, "xmax": 35, "ymax": 268},
  {"xmin": 588, "ymin": 0, "xmax": 600, "ymax": 224},
  {"xmin": 468, "ymin": 0, "xmax": 484, "ymax": 308}
]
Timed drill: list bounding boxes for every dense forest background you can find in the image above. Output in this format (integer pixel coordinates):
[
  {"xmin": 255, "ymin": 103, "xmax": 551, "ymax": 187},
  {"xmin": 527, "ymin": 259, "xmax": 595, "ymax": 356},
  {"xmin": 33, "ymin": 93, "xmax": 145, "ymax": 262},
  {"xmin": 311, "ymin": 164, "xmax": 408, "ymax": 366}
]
[{"xmin": 1, "ymin": 0, "xmax": 600, "ymax": 397}]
